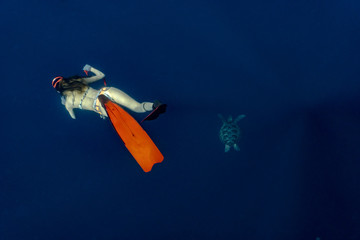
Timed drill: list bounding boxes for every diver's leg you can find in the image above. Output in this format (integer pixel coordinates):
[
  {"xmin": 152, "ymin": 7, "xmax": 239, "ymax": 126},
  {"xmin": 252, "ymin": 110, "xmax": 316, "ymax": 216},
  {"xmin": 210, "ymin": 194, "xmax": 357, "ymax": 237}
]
[{"xmin": 106, "ymin": 87, "xmax": 153, "ymax": 113}]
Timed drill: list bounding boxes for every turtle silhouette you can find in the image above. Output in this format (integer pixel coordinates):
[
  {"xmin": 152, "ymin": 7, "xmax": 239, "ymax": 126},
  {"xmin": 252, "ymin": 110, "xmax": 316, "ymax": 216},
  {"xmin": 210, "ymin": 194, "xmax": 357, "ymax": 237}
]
[{"xmin": 218, "ymin": 114, "xmax": 245, "ymax": 152}]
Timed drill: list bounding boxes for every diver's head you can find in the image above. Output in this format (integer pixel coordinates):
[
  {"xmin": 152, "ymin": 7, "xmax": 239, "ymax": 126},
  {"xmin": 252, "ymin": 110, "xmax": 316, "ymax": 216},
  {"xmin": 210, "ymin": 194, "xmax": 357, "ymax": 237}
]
[
  {"xmin": 52, "ymin": 76, "xmax": 63, "ymax": 92},
  {"xmin": 52, "ymin": 75, "xmax": 87, "ymax": 95}
]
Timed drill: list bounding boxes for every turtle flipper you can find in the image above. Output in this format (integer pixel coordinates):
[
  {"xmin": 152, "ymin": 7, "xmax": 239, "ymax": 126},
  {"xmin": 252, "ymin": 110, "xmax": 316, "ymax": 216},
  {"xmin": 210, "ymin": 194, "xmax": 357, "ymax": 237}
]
[
  {"xmin": 218, "ymin": 114, "xmax": 226, "ymax": 122},
  {"xmin": 233, "ymin": 144, "xmax": 240, "ymax": 151},
  {"xmin": 225, "ymin": 144, "xmax": 231, "ymax": 152},
  {"xmin": 234, "ymin": 114, "xmax": 246, "ymax": 123}
]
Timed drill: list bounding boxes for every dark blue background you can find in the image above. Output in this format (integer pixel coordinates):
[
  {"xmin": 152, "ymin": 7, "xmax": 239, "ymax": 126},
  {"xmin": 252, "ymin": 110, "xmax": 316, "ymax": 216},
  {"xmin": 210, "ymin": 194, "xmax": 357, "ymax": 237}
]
[{"xmin": 1, "ymin": 0, "xmax": 360, "ymax": 239}]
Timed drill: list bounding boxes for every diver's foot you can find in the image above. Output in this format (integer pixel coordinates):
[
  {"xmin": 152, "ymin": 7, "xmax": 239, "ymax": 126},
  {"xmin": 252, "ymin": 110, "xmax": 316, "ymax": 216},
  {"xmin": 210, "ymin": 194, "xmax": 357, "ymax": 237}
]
[{"xmin": 141, "ymin": 100, "xmax": 167, "ymax": 122}]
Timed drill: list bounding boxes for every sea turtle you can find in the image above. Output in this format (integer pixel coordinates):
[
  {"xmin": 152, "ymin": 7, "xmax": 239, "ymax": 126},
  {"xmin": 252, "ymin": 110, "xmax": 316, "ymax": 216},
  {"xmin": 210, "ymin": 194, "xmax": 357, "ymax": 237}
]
[{"xmin": 218, "ymin": 114, "xmax": 246, "ymax": 152}]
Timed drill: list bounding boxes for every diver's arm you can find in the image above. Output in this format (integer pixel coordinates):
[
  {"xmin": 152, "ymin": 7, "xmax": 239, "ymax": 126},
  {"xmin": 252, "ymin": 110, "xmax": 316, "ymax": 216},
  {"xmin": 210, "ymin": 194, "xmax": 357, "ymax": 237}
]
[
  {"xmin": 83, "ymin": 65, "xmax": 105, "ymax": 84},
  {"xmin": 65, "ymin": 102, "xmax": 76, "ymax": 119}
]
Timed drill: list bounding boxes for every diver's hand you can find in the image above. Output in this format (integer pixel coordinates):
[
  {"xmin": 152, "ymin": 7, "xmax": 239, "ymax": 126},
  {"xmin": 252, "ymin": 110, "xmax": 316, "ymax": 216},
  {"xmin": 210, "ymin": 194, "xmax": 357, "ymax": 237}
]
[{"xmin": 83, "ymin": 64, "xmax": 92, "ymax": 72}]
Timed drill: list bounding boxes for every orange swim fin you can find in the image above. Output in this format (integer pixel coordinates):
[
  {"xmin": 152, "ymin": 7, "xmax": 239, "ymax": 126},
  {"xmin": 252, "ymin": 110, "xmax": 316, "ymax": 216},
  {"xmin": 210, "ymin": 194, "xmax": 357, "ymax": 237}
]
[{"xmin": 98, "ymin": 95, "xmax": 163, "ymax": 172}]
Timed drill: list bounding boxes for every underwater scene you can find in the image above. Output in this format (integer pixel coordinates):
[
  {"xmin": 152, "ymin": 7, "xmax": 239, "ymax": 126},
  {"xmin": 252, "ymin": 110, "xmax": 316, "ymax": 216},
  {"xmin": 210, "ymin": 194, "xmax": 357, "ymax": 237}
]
[{"xmin": 1, "ymin": 0, "xmax": 359, "ymax": 239}]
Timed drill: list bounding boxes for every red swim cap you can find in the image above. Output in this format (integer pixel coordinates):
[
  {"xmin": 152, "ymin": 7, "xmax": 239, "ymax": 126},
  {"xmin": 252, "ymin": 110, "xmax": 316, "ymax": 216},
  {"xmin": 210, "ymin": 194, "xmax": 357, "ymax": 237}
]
[{"xmin": 52, "ymin": 76, "xmax": 63, "ymax": 89}]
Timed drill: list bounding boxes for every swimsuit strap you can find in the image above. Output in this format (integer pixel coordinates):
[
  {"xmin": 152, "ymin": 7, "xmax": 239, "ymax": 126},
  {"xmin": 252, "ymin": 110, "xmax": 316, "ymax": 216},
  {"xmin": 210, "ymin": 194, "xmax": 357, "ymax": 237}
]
[{"xmin": 78, "ymin": 87, "xmax": 90, "ymax": 109}]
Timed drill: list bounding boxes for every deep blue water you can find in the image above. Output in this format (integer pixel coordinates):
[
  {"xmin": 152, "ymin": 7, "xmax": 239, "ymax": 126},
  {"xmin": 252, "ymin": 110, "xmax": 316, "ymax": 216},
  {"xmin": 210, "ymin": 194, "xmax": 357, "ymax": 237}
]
[{"xmin": 1, "ymin": 0, "xmax": 360, "ymax": 239}]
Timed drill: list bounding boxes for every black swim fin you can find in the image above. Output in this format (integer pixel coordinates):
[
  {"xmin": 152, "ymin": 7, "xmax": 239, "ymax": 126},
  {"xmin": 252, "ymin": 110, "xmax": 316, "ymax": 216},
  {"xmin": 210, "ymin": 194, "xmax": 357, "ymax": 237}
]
[{"xmin": 142, "ymin": 100, "xmax": 167, "ymax": 122}]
